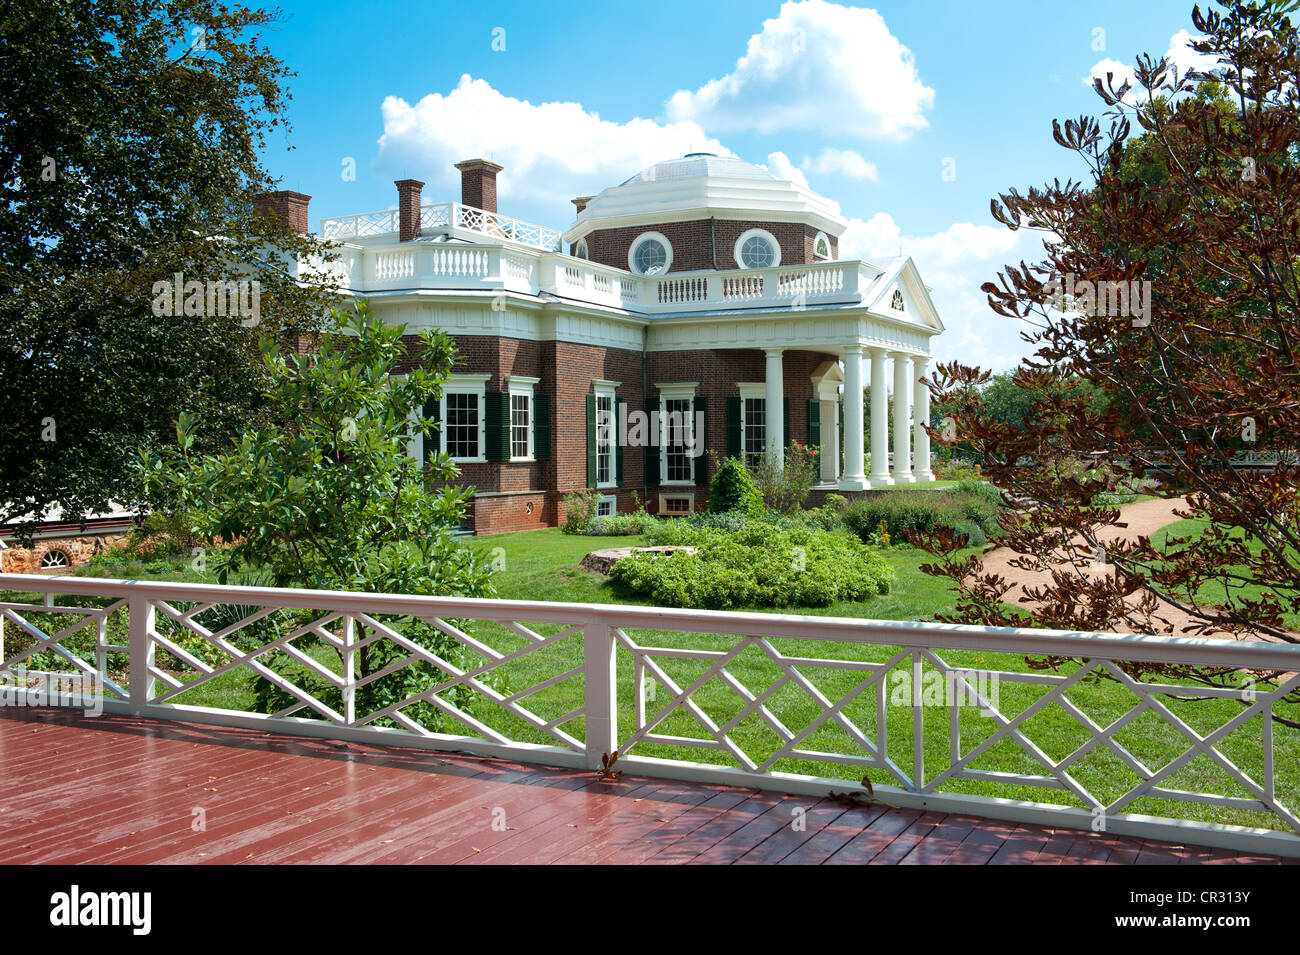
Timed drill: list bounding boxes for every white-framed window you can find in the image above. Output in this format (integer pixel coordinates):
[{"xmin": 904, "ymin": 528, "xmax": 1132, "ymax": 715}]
[
  {"xmin": 628, "ymin": 232, "xmax": 673, "ymax": 275},
  {"xmin": 738, "ymin": 383, "xmax": 766, "ymax": 469},
  {"xmin": 596, "ymin": 495, "xmax": 618, "ymax": 518},
  {"xmin": 439, "ymin": 374, "xmax": 489, "ymax": 463},
  {"xmin": 734, "ymin": 228, "xmax": 780, "ymax": 270},
  {"xmin": 574, "ymin": 238, "xmax": 589, "ymax": 260},
  {"xmin": 658, "ymin": 492, "xmax": 694, "ymax": 515},
  {"xmin": 813, "ymin": 232, "xmax": 831, "ymax": 260},
  {"xmin": 656, "ymin": 382, "xmax": 698, "ymax": 485},
  {"xmin": 506, "ymin": 375, "xmax": 538, "ymax": 462},
  {"xmin": 891, "ymin": 289, "xmax": 905, "ymax": 312},
  {"xmin": 594, "ymin": 382, "xmax": 617, "ymax": 488}
]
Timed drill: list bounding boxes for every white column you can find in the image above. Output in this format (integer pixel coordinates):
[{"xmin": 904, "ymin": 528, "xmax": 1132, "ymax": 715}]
[
  {"xmin": 892, "ymin": 352, "xmax": 913, "ymax": 484},
  {"xmin": 838, "ymin": 346, "xmax": 867, "ymax": 490},
  {"xmin": 868, "ymin": 348, "xmax": 892, "ymax": 486},
  {"xmin": 765, "ymin": 347, "xmax": 784, "ymax": 471},
  {"xmin": 912, "ymin": 357, "xmax": 934, "ymax": 481},
  {"xmin": 819, "ymin": 397, "xmax": 839, "ymax": 483}
]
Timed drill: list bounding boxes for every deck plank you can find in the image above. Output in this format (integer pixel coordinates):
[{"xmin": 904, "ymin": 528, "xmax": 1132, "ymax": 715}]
[{"xmin": 0, "ymin": 709, "xmax": 1285, "ymax": 865}]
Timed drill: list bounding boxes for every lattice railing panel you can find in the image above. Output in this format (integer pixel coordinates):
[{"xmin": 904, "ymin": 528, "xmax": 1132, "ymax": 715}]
[
  {"xmin": 0, "ymin": 595, "xmax": 130, "ymax": 703},
  {"xmin": 920, "ymin": 651, "xmax": 1300, "ymax": 832},
  {"xmin": 615, "ymin": 629, "xmax": 914, "ymax": 786},
  {"xmin": 145, "ymin": 601, "xmax": 588, "ymax": 752}
]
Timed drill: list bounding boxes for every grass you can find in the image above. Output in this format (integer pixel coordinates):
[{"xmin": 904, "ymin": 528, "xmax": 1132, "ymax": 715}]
[
  {"xmin": 3, "ymin": 526, "xmax": 1297, "ymax": 834},
  {"xmin": 1151, "ymin": 516, "xmax": 1300, "ymax": 631}
]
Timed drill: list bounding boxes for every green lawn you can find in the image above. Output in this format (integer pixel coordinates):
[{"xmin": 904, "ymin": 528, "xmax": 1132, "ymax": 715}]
[
  {"xmin": 1152, "ymin": 517, "xmax": 1300, "ymax": 631},
  {"xmin": 4, "ymin": 527, "xmax": 1296, "ymax": 833}
]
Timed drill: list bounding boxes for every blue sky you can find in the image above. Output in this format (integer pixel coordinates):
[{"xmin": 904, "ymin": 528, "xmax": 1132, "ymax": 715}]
[{"xmin": 259, "ymin": 0, "xmax": 1210, "ymax": 369}]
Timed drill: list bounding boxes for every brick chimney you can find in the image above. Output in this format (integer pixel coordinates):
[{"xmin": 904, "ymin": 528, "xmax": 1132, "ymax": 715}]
[
  {"xmin": 454, "ymin": 159, "xmax": 504, "ymax": 213},
  {"xmin": 572, "ymin": 196, "xmax": 595, "ymax": 215},
  {"xmin": 253, "ymin": 190, "xmax": 311, "ymax": 234},
  {"xmin": 395, "ymin": 179, "xmax": 424, "ymax": 242}
]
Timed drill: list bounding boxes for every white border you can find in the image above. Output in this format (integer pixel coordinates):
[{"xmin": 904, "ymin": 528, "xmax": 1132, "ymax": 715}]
[
  {"xmin": 734, "ymin": 228, "xmax": 781, "ymax": 270},
  {"xmin": 628, "ymin": 231, "xmax": 673, "ymax": 275}
]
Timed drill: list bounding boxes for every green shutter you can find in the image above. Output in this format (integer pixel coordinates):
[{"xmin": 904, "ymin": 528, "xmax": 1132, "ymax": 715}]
[
  {"xmin": 533, "ymin": 393, "xmax": 550, "ymax": 459},
  {"xmin": 586, "ymin": 394, "xmax": 597, "ymax": 488},
  {"xmin": 808, "ymin": 398, "xmax": 821, "ymax": 449},
  {"xmin": 726, "ymin": 396, "xmax": 742, "ymax": 459},
  {"xmin": 485, "ymin": 391, "xmax": 508, "ymax": 461},
  {"xmin": 644, "ymin": 396, "xmax": 660, "ymax": 487},
  {"xmin": 615, "ymin": 399, "xmax": 626, "ymax": 487},
  {"xmin": 422, "ymin": 397, "xmax": 441, "ymax": 465},
  {"xmin": 693, "ymin": 395, "xmax": 709, "ymax": 486},
  {"xmin": 784, "ymin": 397, "xmax": 791, "ymax": 448}
]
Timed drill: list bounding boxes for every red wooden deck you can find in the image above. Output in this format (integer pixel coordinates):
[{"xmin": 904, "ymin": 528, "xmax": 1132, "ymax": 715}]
[{"xmin": 0, "ymin": 708, "xmax": 1286, "ymax": 865}]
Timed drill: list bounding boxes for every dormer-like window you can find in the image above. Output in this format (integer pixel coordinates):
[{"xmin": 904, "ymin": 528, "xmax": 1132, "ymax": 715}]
[
  {"xmin": 891, "ymin": 289, "xmax": 905, "ymax": 311},
  {"xmin": 574, "ymin": 238, "xmax": 589, "ymax": 260},
  {"xmin": 814, "ymin": 232, "xmax": 831, "ymax": 260},
  {"xmin": 735, "ymin": 228, "xmax": 781, "ymax": 270},
  {"xmin": 630, "ymin": 232, "xmax": 672, "ymax": 275}
]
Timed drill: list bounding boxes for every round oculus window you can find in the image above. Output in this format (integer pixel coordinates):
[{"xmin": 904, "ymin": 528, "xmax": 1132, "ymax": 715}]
[
  {"xmin": 734, "ymin": 229, "xmax": 780, "ymax": 269},
  {"xmin": 632, "ymin": 237, "xmax": 669, "ymax": 275}
]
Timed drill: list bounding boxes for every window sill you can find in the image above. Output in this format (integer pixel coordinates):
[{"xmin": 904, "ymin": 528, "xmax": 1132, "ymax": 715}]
[
  {"xmin": 509, "ymin": 457, "xmax": 536, "ymax": 463},
  {"xmin": 451, "ymin": 457, "xmax": 487, "ymax": 464}
]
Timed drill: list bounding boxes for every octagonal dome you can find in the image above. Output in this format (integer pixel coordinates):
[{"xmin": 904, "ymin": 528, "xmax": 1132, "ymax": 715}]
[
  {"xmin": 564, "ymin": 152, "xmax": 847, "ymax": 244},
  {"xmin": 619, "ymin": 153, "xmax": 780, "ymax": 186}
]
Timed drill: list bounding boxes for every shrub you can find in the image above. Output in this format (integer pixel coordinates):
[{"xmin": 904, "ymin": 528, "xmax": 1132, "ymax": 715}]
[
  {"xmin": 841, "ymin": 489, "xmax": 1002, "ymax": 547},
  {"xmin": 751, "ymin": 443, "xmax": 820, "ymax": 514},
  {"xmin": 610, "ymin": 524, "xmax": 893, "ymax": 609},
  {"xmin": 562, "ymin": 491, "xmax": 601, "ymax": 534},
  {"xmin": 583, "ymin": 507, "xmax": 661, "ymax": 536},
  {"xmin": 708, "ymin": 456, "xmax": 764, "ymax": 515},
  {"xmin": 956, "ymin": 478, "xmax": 1004, "ymax": 507}
]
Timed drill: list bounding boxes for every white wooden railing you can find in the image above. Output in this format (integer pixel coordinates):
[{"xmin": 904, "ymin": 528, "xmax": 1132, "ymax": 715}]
[
  {"xmin": 329, "ymin": 242, "xmax": 869, "ymax": 316},
  {"xmin": 321, "ymin": 202, "xmax": 563, "ymax": 252},
  {"xmin": 2, "ymin": 573, "xmax": 1297, "ymax": 856}
]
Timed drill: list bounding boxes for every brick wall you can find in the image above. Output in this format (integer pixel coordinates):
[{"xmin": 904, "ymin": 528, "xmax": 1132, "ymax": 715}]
[
  {"xmin": 395, "ymin": 333, "xmax": 838, "ymax": 533},
  {"xmin": 585, "ymin": 219, "xmax": 834, "ymax": 273}
]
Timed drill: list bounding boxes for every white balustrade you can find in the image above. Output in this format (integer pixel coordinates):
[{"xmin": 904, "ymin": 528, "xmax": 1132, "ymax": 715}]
[{"xmin": 2, "ymin": 572, "xmax": 1298, "ymax": 856}]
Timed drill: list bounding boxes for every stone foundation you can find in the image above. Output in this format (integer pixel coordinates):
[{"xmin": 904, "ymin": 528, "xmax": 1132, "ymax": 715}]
[{"xmin": 0, "ymin": 533, "xmax": 129, "ymax": 573}]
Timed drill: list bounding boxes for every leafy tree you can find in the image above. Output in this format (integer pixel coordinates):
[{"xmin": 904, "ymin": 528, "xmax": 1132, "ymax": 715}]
[
  {"xmin": 918, "ymin": 0, "xmax": 1300, "ymax": 719},
  {"xmin": 0, "ymin": 0, "xmax": 340, "ymax": 539},
  {"xmin": 141, "ymin": 302, "xmax": 496, "ymax": 727}
]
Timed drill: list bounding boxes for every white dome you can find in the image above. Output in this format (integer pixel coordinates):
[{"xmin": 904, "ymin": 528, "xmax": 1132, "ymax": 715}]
[
  {"xmin": 620, "ymin": 153, "xmax": 779, "ymax": 186},
  {"xmin": 564, "ymin": 153, "xmax": 847, "ymax": 244}
]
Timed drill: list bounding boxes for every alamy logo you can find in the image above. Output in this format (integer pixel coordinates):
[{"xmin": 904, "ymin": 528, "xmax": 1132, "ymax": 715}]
[
  {"xmin": 0, "ymin": 670, "xmax": 103, "ymax": 717},
  {"xmin": 1043, "ymin": 272, "xmax": 1151, "ymax": 326},
  {"xmin": 49, "ymin": 885, "xmax": 151, "ymax": 935},
  {"xmin": 151, "ymin": 271, "xmax": 261, "ymax": 326},
  {"xmin": 600, "ymin": 406, "xmax": 705, "ymax": 457}
]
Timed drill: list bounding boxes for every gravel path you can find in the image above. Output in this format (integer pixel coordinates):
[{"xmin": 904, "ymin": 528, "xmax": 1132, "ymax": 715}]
[{"xmin": 977, "ymin": 496, "xmax": 1218, "ymax": 635}]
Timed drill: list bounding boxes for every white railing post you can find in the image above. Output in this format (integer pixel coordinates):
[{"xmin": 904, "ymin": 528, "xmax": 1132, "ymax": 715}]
[
  {"xmin": 583, "ymin": 620, "xmax": 618, "ymax": 770},
  {"xmin": 911, "ymin": 650, "xmax": 924, "ymax": 792},
  {"xmin": 342, "ymin": 614, "xmax": 356, "ymax": 726},
  {"xmin": 128, "ymin": 595, "xmax": 154, "ymax": 714}
]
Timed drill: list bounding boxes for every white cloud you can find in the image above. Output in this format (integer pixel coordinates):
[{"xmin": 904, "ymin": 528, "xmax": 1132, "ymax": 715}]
[
  {"xmin": 1083, "ymin": 29, "xmax": 1218, "ymax": 90},
  {"xmin": 841, "ymin": 212, "xmax": 1042, "ymax": 371},
  {"xmin": 763, "ymin": 151, "xmax": 810, "ymax": 189},
  {"xmin": 376, "ymin": 75, "xmax": 729, "ymax": 218},
  {"xmin": 802, "ymin": 147, "xmax": 879, "ymax": 181},
  {"xmin": 666, "ymin": 0, "xmax": 934, "ymax": 140}
]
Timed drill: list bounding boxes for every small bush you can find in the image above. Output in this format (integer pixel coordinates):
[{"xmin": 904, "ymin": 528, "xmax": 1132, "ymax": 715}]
[
  {"xmin": 583, "ymin": 508, "xmax": 661, "ymax": 536},
  {"xmin": 562, "ymin": 491, "xmax": 600, "ymax": 535},
  {"xmin": 610, "ymin": 524, "xmax": 893, "ymax": 609},
  {"xmin": 841, "ymin": 489, "xmax": 1002, "ymax": 547},
  {"xmin": 708, "ymin": 456, "xmax": 764, "ymax": 515},
  {"xmin": 751, "ymin": 443, "xmax": 820, "ymax": 514}
]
